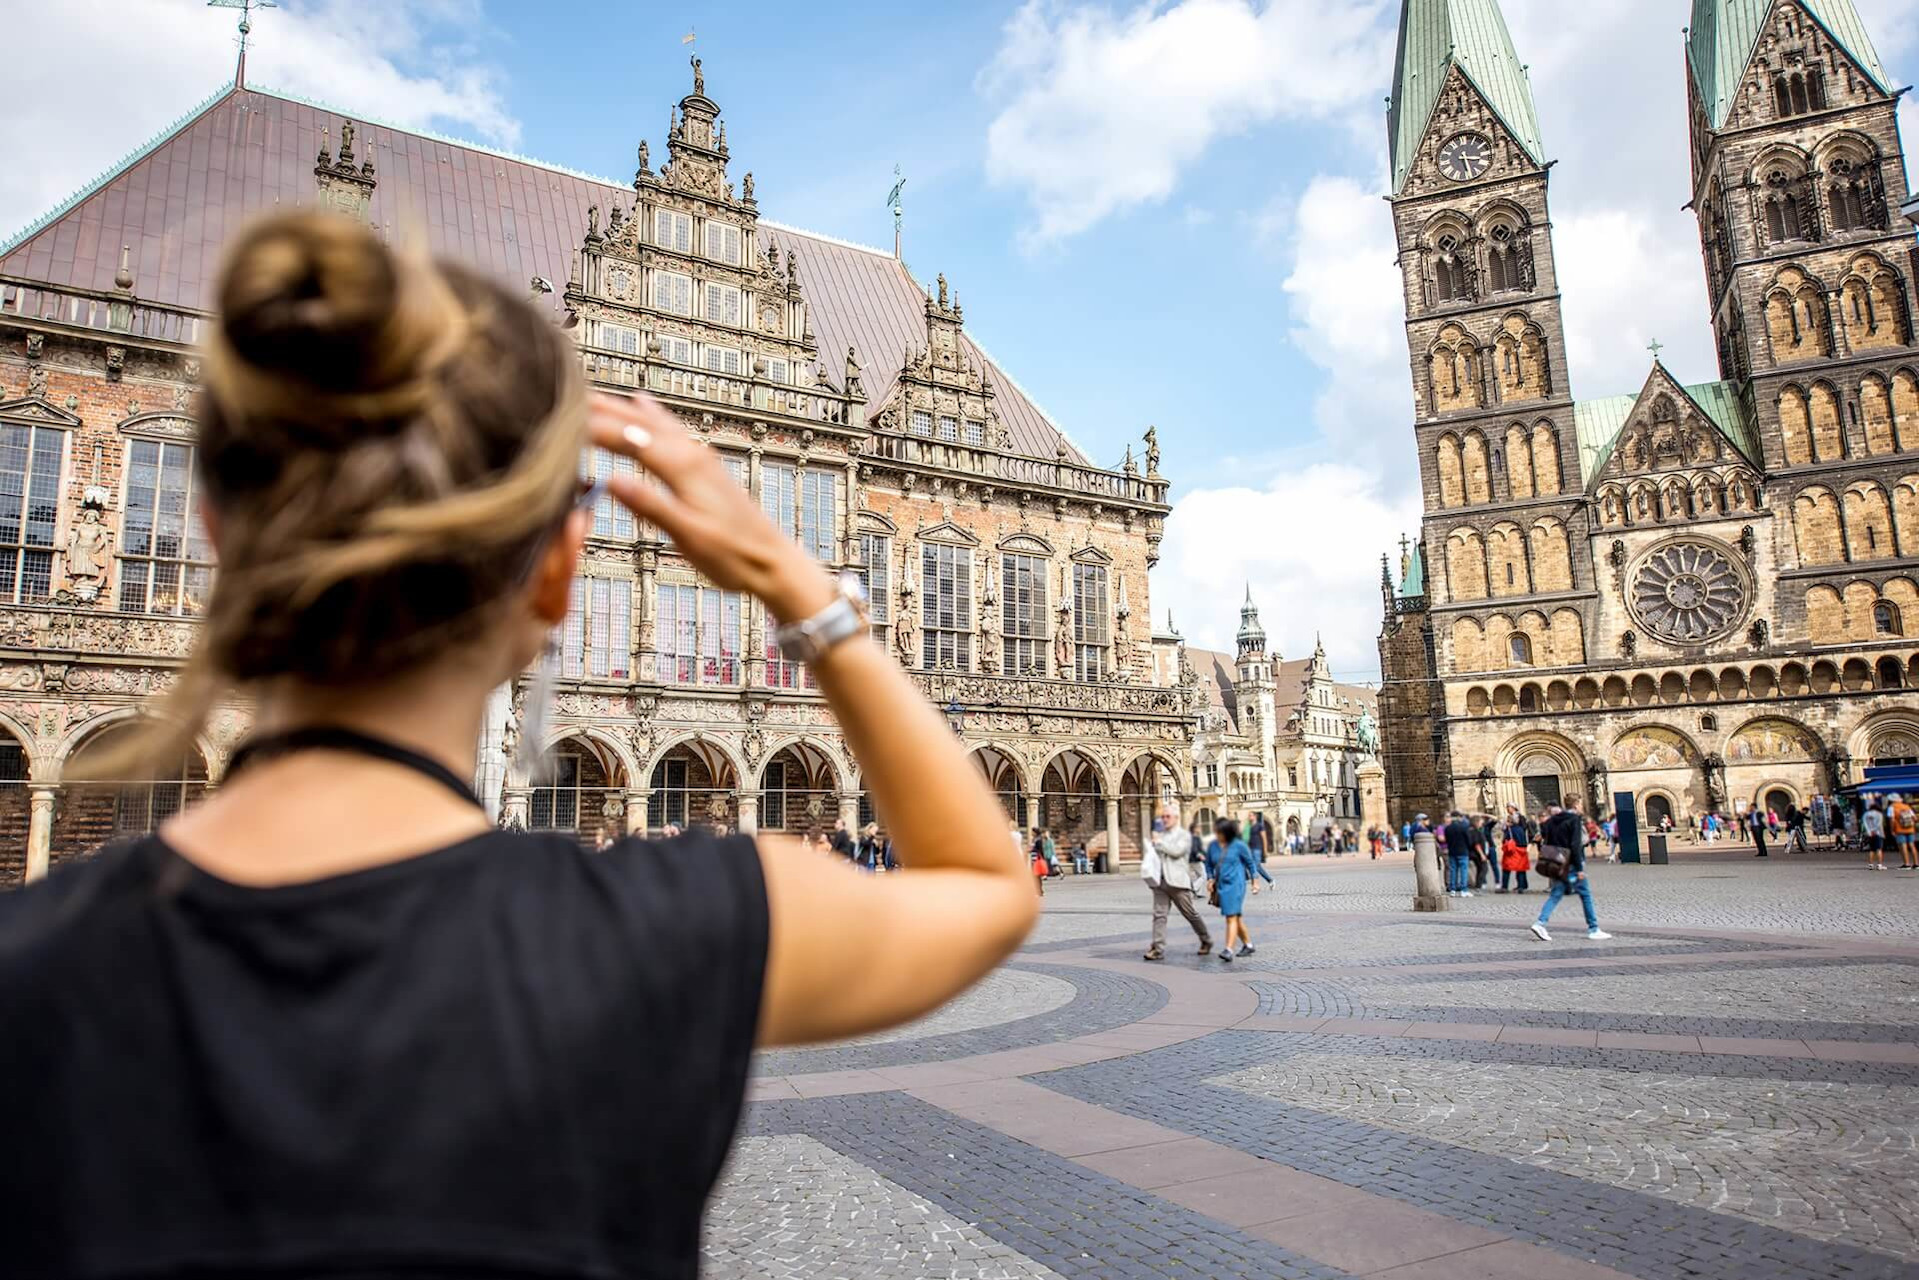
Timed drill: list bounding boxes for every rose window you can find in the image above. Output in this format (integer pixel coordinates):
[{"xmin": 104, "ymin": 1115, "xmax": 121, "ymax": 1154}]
[{"xmin": 1628, "ymin": 540, "xmax": 1748, "ymax": 644}]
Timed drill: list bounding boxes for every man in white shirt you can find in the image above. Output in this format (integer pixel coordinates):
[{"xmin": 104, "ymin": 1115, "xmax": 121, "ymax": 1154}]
[{"xmin": 1143, "ymin": 805, "xmax": 1214, "ymax": 960}]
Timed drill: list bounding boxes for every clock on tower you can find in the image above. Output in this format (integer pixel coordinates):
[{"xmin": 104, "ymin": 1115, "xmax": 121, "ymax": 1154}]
[{"xmin": 1437, "ymin": 133, "xmax": 1493, "ymax": 182}]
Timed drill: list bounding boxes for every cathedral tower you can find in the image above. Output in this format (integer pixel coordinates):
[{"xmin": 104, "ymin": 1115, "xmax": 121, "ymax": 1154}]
[
  {"xmin": 1381, "ymin": 0, "xmax": 1595, "ymax": 811},
  {"xmin": 1687, "ymin": 1, "xmax": 1917, "ymax": 561}
]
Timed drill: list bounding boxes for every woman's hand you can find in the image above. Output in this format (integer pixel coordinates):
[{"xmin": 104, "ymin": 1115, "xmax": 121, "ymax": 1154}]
[{"xmin": 588, "ymin": 392, "xmax": 836, "ymax": 623}]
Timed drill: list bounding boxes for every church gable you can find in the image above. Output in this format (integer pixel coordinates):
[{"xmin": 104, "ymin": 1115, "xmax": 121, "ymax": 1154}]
[
  {"xmin": 1596, "ymin": 365, "xmax": 1757, "ymax": 482},
  {"xmin": 1398, "ymin": 65, "xmax": 1543, "ymax": 201},
  {"xmin": 1586, "ymin": 366, "xmax": 1764, "ymax": 532},
  {"xmin": 1701, "ymin": 0, "xmax": 1893, "ymax": 132}
]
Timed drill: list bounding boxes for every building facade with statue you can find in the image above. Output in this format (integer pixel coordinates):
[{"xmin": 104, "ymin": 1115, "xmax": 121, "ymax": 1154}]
[
  {"xmin": 1153, "ymin": 594, "xmax": 1383, "ymax": 841},
  {"xmin": 1379, "ymin": 0, "xmax": 1919, "ymax": 829},
  {"xmin": 0, "ymin": 59, "xmax": 1193, "ymax": 884}
]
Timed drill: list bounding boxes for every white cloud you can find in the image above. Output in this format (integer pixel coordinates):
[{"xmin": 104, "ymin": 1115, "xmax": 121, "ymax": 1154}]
[
  {"xmin": 1279, "ymin": 174, "xmax": 1409, "ymax": 469},
  {"xmin": 980, "ymin": 0, "xmax": 1391, "ymax": 246},
  {"xmin": 1155, "ymin": 460, "xmax": 1422, "ymax": 679},
  {"xmin": 1153, "ymin": 173, "xmax": 1416, "ymax": 681},
  {"xmin": 0, "ymin": 0, "xmax": 517, "ymax": 242}
]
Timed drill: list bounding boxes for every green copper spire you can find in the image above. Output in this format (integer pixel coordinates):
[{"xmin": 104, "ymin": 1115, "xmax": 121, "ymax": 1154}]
[
  {"xmin": 1388, "ymin": 0, "xmax": 1545, "ymax": 195},
  {"xmin": 1688, "ymin": 0, "xmax": 1891, "ymax": 129}
]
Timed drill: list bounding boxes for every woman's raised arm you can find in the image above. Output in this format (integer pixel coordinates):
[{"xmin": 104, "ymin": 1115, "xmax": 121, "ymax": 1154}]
[{"xmin": 589, "ymin": 394, "xmax": 1038, "ymax": 1047}]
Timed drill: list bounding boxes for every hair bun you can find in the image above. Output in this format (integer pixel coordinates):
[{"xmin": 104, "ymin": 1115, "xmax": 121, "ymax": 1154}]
[{"xmin": 214, "ymin": 214, "xmax": 469, "ymax": 428}]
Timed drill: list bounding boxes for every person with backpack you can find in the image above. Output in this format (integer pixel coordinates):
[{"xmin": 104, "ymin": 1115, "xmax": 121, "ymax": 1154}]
[
  {"xmin": 1529, "ymin": 798, "xmax": 1611, "ymax": 942},
  {"xmin": 1889, "ymin": 794, "xmax": 1918, "ymax": 871}
]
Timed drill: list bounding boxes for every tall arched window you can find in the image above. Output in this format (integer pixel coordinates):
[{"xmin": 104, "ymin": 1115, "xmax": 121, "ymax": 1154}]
[
  {"xmin": 1764, "ymin": 172, "xmax": 1793, "ymax": 241},
  {"xmin": 1829, "ymin": 157, "xmax": 1867, "ymax": 231},
  {"xmin": 1875, "ymin": 599, "xmax": 1903, "ymax": 636},
  {"xmin": 1435, "ymin": 234, "xmax": 1471, "ymax": 303},
  {"xmin": 1509, "ymin": 633, "xmax": 1533, "ymax": 667}
]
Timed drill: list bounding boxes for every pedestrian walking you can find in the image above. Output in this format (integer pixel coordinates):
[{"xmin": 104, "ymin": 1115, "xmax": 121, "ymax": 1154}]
[
  {"xmin": 829, "ymin": 817, "xmax": 857, "ymax": 862},
  {"xmin": 1530, "ymin": 799, "xmax": 1611, "ymax": 941},
  {"xmin": 1473, "ymin": 813, "xmax": 1497, "ymax": 889},
  {"xmin": 1029, "ymin": 828, "xmax": 1050, "ymax": 896},
  {"xmin": 1442, "ymin": 811, "xmax": 1475, "ymax": 897},
  {"xmin": 1749, "ymin": 806, "xmax": 1770, "ymax": 857},
  {"xmin": 0, "ymin": 221, "xmax": 1042, "ymax": 1280},
  {"xmin": 1249, "ymin": 811, "xmax": 1273, "ymax": 868},
  {"xmin": 1785, "ymin": 803, "xmax": 1810, "ymax": 855},
  {"xmin": 1041, "ymin": 828, "xmax": 1061, "ymax": 877},
  {"xmin": 1497, "ymin": 804, "xmax": 1530, "ymax": 893},
  {"xmin": 1889, "ymin": 793, "xmax": 1919, "ymax": 871},
  {"xmin": 1142, "ymin": 806, "xmax": 1214, "ymax": 960},
  {"xmin": 1204, "ymin": 818, "xmax": 1271, "ymax": 961},
  {"xmin": 1862, "ymin": 801, "xmax": 1887, "ymax": 871}
]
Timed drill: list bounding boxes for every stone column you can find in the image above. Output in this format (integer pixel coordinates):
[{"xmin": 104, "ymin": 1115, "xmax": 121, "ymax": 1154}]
[
  {"xmin": 25, "ymin": 786, "xmax": 56, "ymax": 884},
  {"xmin": 499, "ymin": 786, "xmax": 531, "ymax": 832},
  {"xmin": 1104, "ymin": 794, "xmax": 1122, "ymax": 874},
  {"xmin": 1024, "ymin": 794, "xmax": 1040, "ymax": 836},
  {"xmin": 839, "ymin": 791, "xmax": 860, "ymax": 835},
  {"xmin": 1412, "ymin": 828, "xmax": 1448, "ymax": 912},
  {"xmin": 623, "ymin": 789, "xmax": 648, "ymax": 836},
  {"xmin": 736, "ymin": 791, "xmax": 759, "ymax": 836}
]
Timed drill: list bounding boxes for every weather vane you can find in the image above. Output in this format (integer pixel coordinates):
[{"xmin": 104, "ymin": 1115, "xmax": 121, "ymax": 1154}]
[
  {"xmin": 1648, "ymin": 338, "xmax": 1665, "ymax": 359},
  {"xmin": 887, "ymin": 164, "xmax": 906, "ymax": 260},
  {"xmin": 208, "ymin": 0, "xmax": 276, "ymax": 90}
]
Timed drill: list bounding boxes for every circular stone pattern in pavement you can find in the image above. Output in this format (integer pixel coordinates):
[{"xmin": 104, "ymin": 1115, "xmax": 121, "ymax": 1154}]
[{"xmin": 825, "ymin": 969, "xmax": 1078, "ymax": 1048}]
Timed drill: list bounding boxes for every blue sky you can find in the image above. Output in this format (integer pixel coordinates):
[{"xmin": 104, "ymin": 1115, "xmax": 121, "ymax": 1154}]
[{"xmin": 7, "ymin": 0, "xmax": 1918, "ymax": 678}]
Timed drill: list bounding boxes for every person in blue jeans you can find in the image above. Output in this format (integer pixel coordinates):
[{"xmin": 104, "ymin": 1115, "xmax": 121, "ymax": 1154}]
[
  {"xmin": 1530, "ymin": 799, "xmax": 1612, "ymax": 942},
  {"xmin": 1441, "ymin": 811, "xmax": 1476, "ymax": 898}
]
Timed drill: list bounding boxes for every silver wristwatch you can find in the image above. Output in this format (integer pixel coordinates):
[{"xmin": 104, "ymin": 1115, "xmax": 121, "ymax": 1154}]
[{"xmin": 774, "ymin": 572, "xmax": 870, "ymax": 663}]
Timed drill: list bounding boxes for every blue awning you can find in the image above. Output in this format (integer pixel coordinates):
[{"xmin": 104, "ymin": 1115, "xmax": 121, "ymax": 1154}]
[{"xmin": 1845, "ymin": 765, "xmax": 1919, "ymax": 796}]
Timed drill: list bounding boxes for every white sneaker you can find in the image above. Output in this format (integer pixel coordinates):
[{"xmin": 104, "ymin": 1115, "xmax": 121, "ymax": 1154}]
[
  {"xmin": 1587, "ymin": 929, "xmax": 1612, "ymax": 941},
  {"xmin": 1460, "ymin": 890, "xmax": 1473, "ymax": 898},
  {"xmin": 1530, "ymin": 921, "xmax": 1551, "ymax": 942}
]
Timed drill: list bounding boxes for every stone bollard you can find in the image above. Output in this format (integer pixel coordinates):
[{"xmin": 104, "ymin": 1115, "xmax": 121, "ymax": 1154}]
[{"xmin": 1412, "ymin": 829, "xmax": 1448, "ymax": 912}]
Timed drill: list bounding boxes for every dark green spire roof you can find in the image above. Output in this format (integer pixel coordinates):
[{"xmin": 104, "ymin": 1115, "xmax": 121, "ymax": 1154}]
[
  {"xmin": 1388, "ymin": 0, "xmax": 1545, "ymax": 195},
  {"xmin": 1688, "ymin": 0, "xmax": 1891, "ymax": 129}
]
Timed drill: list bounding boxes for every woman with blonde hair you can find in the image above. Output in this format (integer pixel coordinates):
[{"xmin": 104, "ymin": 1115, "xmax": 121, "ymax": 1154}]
[{"xmin": 0, "ymin": 214, "xmax": 1035, "ymax": 1278}]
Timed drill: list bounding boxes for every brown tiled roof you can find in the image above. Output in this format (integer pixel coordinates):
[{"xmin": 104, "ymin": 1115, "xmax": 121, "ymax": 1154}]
[{"xmin": 0, "ymin": 84, "xmax": 1084, "ymax": 464}]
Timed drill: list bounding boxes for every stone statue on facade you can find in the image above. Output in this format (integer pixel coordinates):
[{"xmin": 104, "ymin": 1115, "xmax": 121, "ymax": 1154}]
[
  {"xmin": 844, "ymin": 346, "xmax": 863, "ymax": 399},
  {"xmin": 1053, "ymin": 600, "xmax": 1073, "ymax": 676},
  {"xmin": 691, "ymin": 56, "xmax": 704, "ymax": 97},
  {"xmin": 1143, "ymin": 425, "xmax": 1160, "ymax": 475},
  {"xmin": 58, "ymin": 488, "xmax": 113, "ymax": 603},
  {"xmin": 978, "ymin": 605, "xmax": 1001, "ymax": 674},
  {"xmin": 895, "ymin": 595, "xmax": 919, "ymax": 667}
]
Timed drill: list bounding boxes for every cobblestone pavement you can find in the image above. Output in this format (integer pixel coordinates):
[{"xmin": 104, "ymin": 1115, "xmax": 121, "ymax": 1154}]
[
  {"xmin": 1219, "ymin": 1049, "xmax": 1919, "ymax": 1261},
  {"xmin": 708, "ymin": 860, "xmax": 1919, "ymax": 1278},
  {"xmin": 704, "ymin": 1135, "xmax": 1066, "ymax": 1279}
]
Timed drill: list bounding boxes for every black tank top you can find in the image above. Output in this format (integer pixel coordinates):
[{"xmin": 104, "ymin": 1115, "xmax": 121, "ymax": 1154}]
[{"xmin": 0, "ymin": 827, "xmax": 768, "ymax": 1279}]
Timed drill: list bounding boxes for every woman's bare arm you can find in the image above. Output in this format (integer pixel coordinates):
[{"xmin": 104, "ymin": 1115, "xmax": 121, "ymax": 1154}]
[{"xmin": 589, "ymin": 394, "xmax": 1037, "ymax": 1047}]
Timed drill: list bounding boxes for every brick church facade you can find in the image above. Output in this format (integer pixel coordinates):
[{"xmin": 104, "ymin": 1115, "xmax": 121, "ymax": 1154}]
[
  {"xmin": 1379, "ymin": 0, "xmax": 1919, "ymax": 827},
  {"xmin": 0, "ymin": 60, "xmax": 1195, "ymax": 882}
]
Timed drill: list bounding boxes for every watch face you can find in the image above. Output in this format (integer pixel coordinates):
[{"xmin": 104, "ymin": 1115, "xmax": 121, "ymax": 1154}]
[{"xmin": 1438, "ymin": 133, "xmax": 1493, "ymax": 182}]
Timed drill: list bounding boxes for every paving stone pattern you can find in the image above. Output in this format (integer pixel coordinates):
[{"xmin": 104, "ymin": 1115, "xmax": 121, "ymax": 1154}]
[
  {"xmin": 755, "ymin": 963, "xmax": 1165, "ymax": 1076},
  {"xmin": 822, "ymin": 969, "xmax": 1076, "ymax": 1049},
  {"xmin": 741, "ymin": 1093, "xmax": 1354, "ymax": 1280},
  {"xmin": 1219, "ymin": 1048, "xmax": 1919, "ymax": 1262},
  {"xmin": 704, "ymin": 1134, "xmax": 1068, "ymax": 1279},
  {"xmin": 1039, "ymin": 1031, "xmax": 1919, "ymax": 1280},
  {"xmin": 1047, "ymin": 853, "xmax": 1919, "ymax": 937}
]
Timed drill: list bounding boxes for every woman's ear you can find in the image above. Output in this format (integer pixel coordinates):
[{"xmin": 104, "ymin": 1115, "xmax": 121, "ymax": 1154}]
[{"xmin": 529, "ymin": 508, "xmax": 588, "ymax": 626}]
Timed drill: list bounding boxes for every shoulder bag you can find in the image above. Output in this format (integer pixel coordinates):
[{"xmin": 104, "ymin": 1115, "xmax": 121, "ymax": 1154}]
[{"xmin": 1534, "ymin": 843, "xmax": 1570, "ymax": 880}]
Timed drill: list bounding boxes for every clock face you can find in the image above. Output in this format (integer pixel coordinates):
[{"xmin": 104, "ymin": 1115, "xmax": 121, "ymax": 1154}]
[{"xmin": 1438, "ymin": 133, "xmax": 1493, "ymax": 182}]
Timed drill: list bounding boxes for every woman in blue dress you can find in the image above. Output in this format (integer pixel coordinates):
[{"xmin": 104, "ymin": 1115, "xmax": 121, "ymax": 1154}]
[{"xmin": 1203, "ymin": 818, "xmax": 1273, "ymax": 962}]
